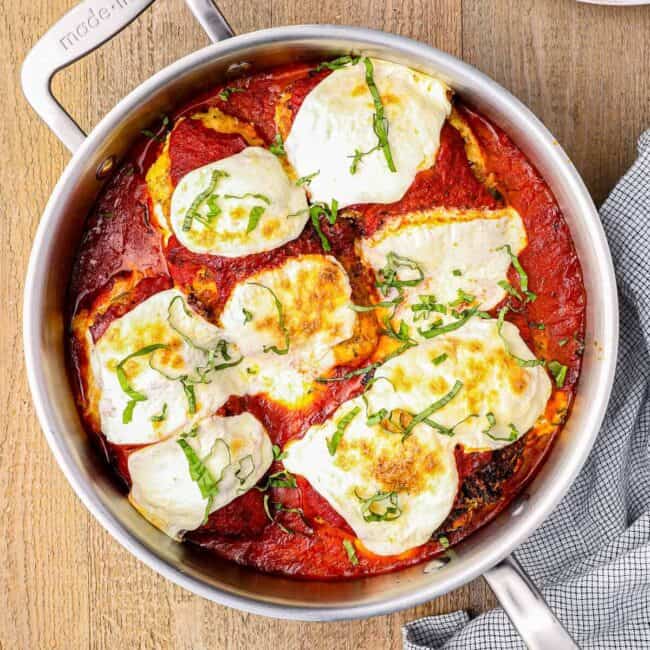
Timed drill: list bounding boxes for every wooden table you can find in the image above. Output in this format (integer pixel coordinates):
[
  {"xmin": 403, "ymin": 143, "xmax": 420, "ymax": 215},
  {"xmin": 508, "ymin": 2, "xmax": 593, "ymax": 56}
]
[{"xmin": 1, "ymin": 0, "xmax": 648, "ymax": 647}]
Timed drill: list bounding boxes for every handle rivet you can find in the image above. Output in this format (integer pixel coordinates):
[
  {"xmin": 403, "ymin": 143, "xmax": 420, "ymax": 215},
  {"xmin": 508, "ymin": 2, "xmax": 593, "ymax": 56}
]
[
  {"xmin": 226, "ymin": 62, "xmax": 252, "ymax": 78},
  {"xmin": 96, "ymin": 156, "xmax": 116, "ymax": 180}
]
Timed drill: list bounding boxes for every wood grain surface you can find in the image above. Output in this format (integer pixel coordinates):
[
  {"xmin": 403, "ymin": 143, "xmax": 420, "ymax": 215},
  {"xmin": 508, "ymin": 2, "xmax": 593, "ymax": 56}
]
[{"xmin": 1, "ymin": 0, "xmax": 648, "ymax": 648}]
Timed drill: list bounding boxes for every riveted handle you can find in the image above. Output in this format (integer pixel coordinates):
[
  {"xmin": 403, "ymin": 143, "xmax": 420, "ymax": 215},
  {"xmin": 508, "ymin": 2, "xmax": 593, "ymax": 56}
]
[
  {"xmin": 21, "ymin": 0, "xmax": 234, "ymax": 153},
  {"xmin": 484, "ymin": 555, "xmax": 580, "ymax": 649}
]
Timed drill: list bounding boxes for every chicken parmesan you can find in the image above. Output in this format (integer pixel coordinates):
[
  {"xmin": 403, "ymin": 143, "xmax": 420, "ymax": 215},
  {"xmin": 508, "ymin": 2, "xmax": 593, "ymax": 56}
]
[{"xmin": 67, "ymin": 56, "xmax": 586, "ymax": 579}]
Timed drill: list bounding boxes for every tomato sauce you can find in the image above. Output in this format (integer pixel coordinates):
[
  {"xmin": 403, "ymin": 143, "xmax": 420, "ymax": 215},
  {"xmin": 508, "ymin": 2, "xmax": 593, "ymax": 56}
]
[{"xmin": 67, "ymin": 61, "xmax": 586, "ymax": 580}]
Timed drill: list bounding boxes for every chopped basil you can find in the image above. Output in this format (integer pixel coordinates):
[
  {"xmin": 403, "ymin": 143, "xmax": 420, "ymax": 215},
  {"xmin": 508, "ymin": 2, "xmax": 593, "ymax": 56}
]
[
  {"xmin": 182, "ymin": 169, "xmax": 229, "ymax": 232},
  {"xmin": 452, "ymin": 269, "xmax": 462, "ymax": 277},
  {"xmin": 449, "ymin": 289, "xmax": 476, "ymax": 308},
  {"xmin": 483, "ymin": 412, "xmax": 497, "ymax": 433},
  {"xmin": 399, "ymin": 380, "xmax": 463, "ymax": 441},
  {"xmin": 498, "ymin": 244, "xmax": 536, "ymax": 302},
  {"xmin": 377, "ymin": 252, "xmax": 425, "ymax": 297},
  {"xmin": 295, "ymin": 171, "xmax": 320, "ymax": 186},
  {"xmin": 342, "ymin": 539, "xmax": 359, "ymax": 566},
  {"xmin": 224, "ymin": 192, "xmax": 271, "ymax": 204},
  {"xmin": 218, "ymin": 86, "xmax": 245, "ymax": 101},
  {"xmin": 418, "ymin": 309, "xmax": 476, "ymax": 339},
  {"xmin": 247, "ymin": 282, "xmax": 290, "ymax": 355},
  {"xmin": 558, "ymin": 337, "xmax": 569, "ymax": 347},
  {"xmin": 263, "ymin": 495, "xmax": 306, "ymax": 534},
  {"xmin": 116, "ymin": 344, "xmax": 169, "ymax": 424},
  {"xmin": 180, "ymin": 377, "xmax": 197, "ymax": 414},
  {"xmin": 246, "ymin": 205, "xmax": 266, "ymax": 233},
  {"xmin": 350, "ymin": 296, "xmax": 403, "ymax": 313},
  {"xmin": 150, "ymin": 403, "xmax": 168, "ymax": 423},
  {"xmin": 177, "ymin": 438, "xmax": 221, "ymax": 521},
  {"xmin": 483, "ymin": 414, "xmax": 519, "ymax": 442},
  {"xmin": 269, "ymin": 133, "xmax": 285, "ymax": 156},
  {"xmin": 315, "ymin": 55, "xmax": 360, "ymax": 72},
  {"xmin": 242, "ymin": 308, "xmax": 253, "ymax": 324},
  {"xmin": 432, "ymin": 353, "xmax": 448, "ymax": 366},
  {"xmin": 272, "ymin": 444, "xmax": 286, "ymax": 461},
  {"xmin": 422, "ymin": 413, "xmax": 478, "ymax": 437},
  {"xmin": 255, "ymin": 469, "xmax": 297, "ymax": 492},
  {"xmin": 496, "ymin": 307, "xmax": 545, "ymax": 367},
  {"xmin": 411, "ymin": 294, "xmax": 446, "ymax": 321},
  {"xmin": 498, "ymin": 279, "xmax": 523, "ymax": 301},
  {"xmin": 141, "ymin": 115, "xmax": 169, "ymax": 143},
  {"xmin": 438, "ymin": 535, "xmax": 450, "ymax": 549},
  {"xmin": 355, "ymin": 489, "xmax": 402, "ymax": 522},
  {"xmin": 179, "ymin": 424, "xmax": 199, "ymax": 439},
  {"xmin": 362, "ymin": 57, "xmax": 396, "ymax": 173},
  {"xmin": 307, "ymin": 200, "xmax": 337, "ymax": 251},
  {"xmin": 235, "ymin": 455, "xmax": 255, "ymax": 485},
  {"xmin": 547, "ymin": 360, "xmax": 568, "ymax": 388},
  {"xmin": 529, "ymin": 321, "xmax": 546, "ymax": 330},
  {"xmin": 327, "ymin": 406, "xmax": 361, "ymax": 455}
]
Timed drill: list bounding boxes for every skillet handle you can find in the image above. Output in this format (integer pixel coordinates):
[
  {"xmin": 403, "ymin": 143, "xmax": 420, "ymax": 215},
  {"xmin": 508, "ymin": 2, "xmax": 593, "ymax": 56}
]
[
  {"xmin": 483, "ymin": 554, "xmax": 580, "ymax": 649},
  {"xmin": 21, "ymin": 0, "xmax": 234, "ymax": 153}
]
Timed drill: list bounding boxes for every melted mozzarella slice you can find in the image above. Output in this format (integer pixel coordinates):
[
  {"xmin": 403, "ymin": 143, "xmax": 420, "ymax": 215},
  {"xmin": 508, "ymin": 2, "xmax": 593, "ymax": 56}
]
[
  {"xmin": 284, "ymin": 398, "xmax": 458, "ymax": 555},
  {"xmin": 128, "ymin": 413, "xmax": 272, "ymax": 539},
  {"xmin": 91, "ymin": 289, "xmax": 245, "ymax": 445},
  {"xmin": 170, "ymin": 147, "xmax": 308, "ymax": 257},
  {"xmin": 366, "ymin": 318, "xmax": 552, "ymax": 451},
  {"xmin": 285, "ymin": 58, "xmax": 451, "ymax": 208},
  {"xmin": 284, "ymin": 316, "xmax": 551, "ymax": 555},
  {"xmin": 359, "ymin": 208, "xmax": 527, "ymax": 321},
  {"xmin": 220, "ymin": 254, "xmax": 356, "ymax": 379}
]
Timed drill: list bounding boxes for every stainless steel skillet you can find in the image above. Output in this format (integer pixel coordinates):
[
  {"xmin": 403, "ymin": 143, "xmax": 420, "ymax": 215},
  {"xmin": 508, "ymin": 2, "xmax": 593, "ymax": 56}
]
[{"xmin": 21, "ymin": 1, "xmax": 618, "ymax": 646}]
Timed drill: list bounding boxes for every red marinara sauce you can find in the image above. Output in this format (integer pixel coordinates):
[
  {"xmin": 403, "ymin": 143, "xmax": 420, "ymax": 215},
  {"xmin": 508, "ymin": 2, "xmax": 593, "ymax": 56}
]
[{"xmin": 67, "ymin": 61, "xmax": 586, "ymax": 580}]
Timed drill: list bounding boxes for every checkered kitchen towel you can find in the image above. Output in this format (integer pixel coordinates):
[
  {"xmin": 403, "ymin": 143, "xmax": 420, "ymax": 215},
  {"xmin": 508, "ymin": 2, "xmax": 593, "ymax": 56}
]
[{"xmin": 403, "ymin": 130, "xmax": 650, "ymax": 650}]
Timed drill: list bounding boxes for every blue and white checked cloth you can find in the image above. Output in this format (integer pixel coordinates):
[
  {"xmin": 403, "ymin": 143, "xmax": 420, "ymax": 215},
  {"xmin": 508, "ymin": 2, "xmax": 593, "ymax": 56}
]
[{"xmin": 404, "ymin": 130, "xmax": 650, "ymax": 650}]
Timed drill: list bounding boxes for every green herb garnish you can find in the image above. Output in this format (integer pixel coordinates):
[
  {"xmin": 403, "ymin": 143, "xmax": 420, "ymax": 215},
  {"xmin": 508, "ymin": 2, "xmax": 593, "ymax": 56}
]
[
  {"xmin": 150, "ymin": 403, "xmax": 168, "ymax": 423},
  {"xmin": 327, "ymin": 406, "xmax": 361, "ymax": 455},
  {"xmin": 182, "ymin": 169, "xmax": 229, "ymax": 232},
  {"xmin": 498, "ymin": 244, "xmax": 536, "ymax": 302},
  {"xmin": 180, "ymin": 377, "xmax": 197, "ymax": 414},
  {"xmin": 295, "ymin": 171, "xmax": 320, "ymax": 186},
  {"xmin": 177, "ymin": 438, "xmax": 221, "ymax": 521},
  {"xmin": 547, "ymin": 360, "xmax": 568, "ymax": 388},
  {"xmin": 255, "ymin": 470, "xmax": 297, "ymax": 492},
  {"xmin": 246, "ymin": 205, "xmax": 266, "ymax": 233},
  {"xmin": 398, "ymin": 380, "xmax": 463, "ymax": 441},
  {"xmin": 235, "ymin": 455, "xmax": 255, "ymax": 485},
  {"xmin": 315, "ymin": 55, "xmax": 360, "ymax": 72},
  {"xmin": 498, "ymin": 280, "xmax": 523, "ymax": 301},
  {"xmin": 432, "ymin": 353, "xmax": 448, "ymax": 366},
  {"xmin": 248, "ymin": 282, "xmax": 290, "ymax": 355},
  {"xmin": 418, "ymin": 309, "xmax": 477, "ymax": 339},
  {"xmin": 218, "ymin": 87, "xmax": 245, "ymax": 101},
  {"xmin": 242, "ymin": 308, "xmax": 253, "ymax": 324},
  {"xmin": 355, "ymin": 489, "xmax": 402, "ymax": 522},
  {"xmin": 411, "ymin": 295, "xmax": 446, "ymax": 321},
  {"xmin": 362, "ymin": 57, "xmax": 396, "ymax": 173},
  {"xmin": 496, "ymin": 307, "xmax": 545, "ymax": 367},
  {"xmin": 116, "ymin": 344, "xmax": 169, "ymax": 423},
  {"xmin": 272, "ymin": 444, "xmax": 286, "ymax": 461},
  {"xmin": 269, "ymin": 133, "xmax": 286, "ymax": 156},
  {"xmin": 342, "ymin": 539, "xmax": 359, "ymax": 566},
  {"xmin": 376, "ymin": 252, "xmax": 425, "ymax": 296},
  {"xmin": 224, "ymin": 192, "xmax": 271, "ymax": 204}
]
